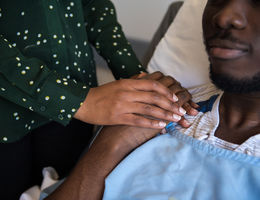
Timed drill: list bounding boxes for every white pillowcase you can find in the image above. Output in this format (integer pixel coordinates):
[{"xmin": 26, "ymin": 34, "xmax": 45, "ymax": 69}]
[{"xmin": 147, "ymin": 0, "xmax": 210, "ymax": 89}]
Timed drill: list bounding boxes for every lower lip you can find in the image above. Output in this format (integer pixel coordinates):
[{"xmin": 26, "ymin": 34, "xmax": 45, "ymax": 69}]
[{"xmin": 209, "ymin": 47, "xmax": 247, "ymax": 60}]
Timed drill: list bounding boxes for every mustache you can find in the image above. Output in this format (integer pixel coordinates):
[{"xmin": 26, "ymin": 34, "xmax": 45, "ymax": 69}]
[{"xmin": 204, "ymin": 31, "xmax": 248, "ymax": 47}]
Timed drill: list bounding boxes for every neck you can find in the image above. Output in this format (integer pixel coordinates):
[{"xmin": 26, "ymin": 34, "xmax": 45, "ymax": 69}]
[
  {"xmin": 215, "ymin": 91, "xmax": 260, "ymax": 144},
  {"xmin": 221, "ymin": 92, "xmax": 260, "ymax": 123}
]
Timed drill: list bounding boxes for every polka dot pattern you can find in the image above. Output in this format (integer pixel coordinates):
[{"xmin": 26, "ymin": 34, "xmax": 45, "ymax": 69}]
[{"xmin": 0, "ymin": 0, "xmax": 145, "ymax": 143}]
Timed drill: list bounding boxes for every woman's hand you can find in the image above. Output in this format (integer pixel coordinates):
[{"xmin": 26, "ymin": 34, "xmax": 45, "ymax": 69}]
[
  {"xmin": 74, "ymin": 71, "xmax": 198, "ymax": 129},
  {"xmin": 74, "ymin": 76, "xmax": 186, "ymax": 129}
]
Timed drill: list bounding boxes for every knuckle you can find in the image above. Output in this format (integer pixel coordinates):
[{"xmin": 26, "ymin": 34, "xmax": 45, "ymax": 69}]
[
  {"xmin": 179, "ymin": 89, "xmax": 191, "ymax": 98},
  {"xmin": 162, "ymin": 110, "xmax": 170, "ymax": 118},
  {"xmin": 117, "ymin": 90, "xmax": 127, "ymax": 98},
  {"xmin": 174, "ymin": 81, "xmax": 181, "ymax": 86},
  {"xmin": 154, "ymin": 71, "xmax": 163, "ymax": 77},
  {"xmin": 113, "ymin": 99, "xmax": 123, "ymax": 110},
  {"xmin": 177, "ymin": 92, "xmax": 187, "ymax": 101},
  {"xmin": 171, "ymin": 103, "xmax": 179, "ymax": 112},
  {"xmin": 150, "ymin": 80, "xmax": 159, "ymax": 88},
  {"xmin": 131, "ymin": 115, "xmax": 143, "ymax": 126},
  {"xmin": 177, "ymin": 92, "xmax": 190, "ymax": 105},
  {"xmin": 169, "ymin": 101, "xmax": 176, "ymax": 108},
  {"xmin": 143, "ymin": 104, "xmax": 153, "ymax": 112},
  {"xmin": 151, "ymin": 120, "xmax": 159, "ymax": 128},
  {"xmin": 165, "ymin": 75, "xmax": 174, "ymax": 83},
  {"xmin": 170, "ymin": 84, "xmax": 182, "ymax": 92},
  {"xmin": 119, "ymin": 115, "xmax": 130, "ymax": 125},
  {"xmin": 151, "ymin": 92, "xmax": 161, "ymax": 101}
]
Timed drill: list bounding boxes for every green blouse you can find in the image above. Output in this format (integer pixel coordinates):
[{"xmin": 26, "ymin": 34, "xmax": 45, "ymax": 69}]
[{"xmin": 0, "ymin": 0, "xmax": 145, "ymax": 143}]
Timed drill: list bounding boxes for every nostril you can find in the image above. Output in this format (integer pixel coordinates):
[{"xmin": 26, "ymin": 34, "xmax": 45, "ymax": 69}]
[
  {"xmin": 232, "ymin": 16, "xmax": 247, "ymax": 30},
  {"xmin": 213, "ymin": 7, "xmax": 247, "ymax": 30}
]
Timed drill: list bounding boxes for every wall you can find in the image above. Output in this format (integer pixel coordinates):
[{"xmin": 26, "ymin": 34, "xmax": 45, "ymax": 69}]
[
  {"xmin": 111, "ymin": 0, "xmax": 180, "ymax": 42},
  {"xmin": 97, "ymin": 0, "xmax": 183, "ymax": 85}
]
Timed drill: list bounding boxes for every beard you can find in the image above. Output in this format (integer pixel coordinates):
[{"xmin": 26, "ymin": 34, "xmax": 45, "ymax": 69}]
[{"xmin": 210, "ymin": 65, "xmax": 260, "ymax": 94}]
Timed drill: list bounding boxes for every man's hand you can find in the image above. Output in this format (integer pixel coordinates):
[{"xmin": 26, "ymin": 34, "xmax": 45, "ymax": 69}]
[
  {"xmin": 74, "ymin": 76, "xmax": 188, "ymax": 129},
  {"xmin": 136, "ymin": 72, "xmax": 199, "ymax": 127}
]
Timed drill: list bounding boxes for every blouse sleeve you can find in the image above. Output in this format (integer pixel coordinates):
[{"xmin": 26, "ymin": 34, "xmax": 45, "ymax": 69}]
[
  {"xmin": 0, "ymin": 35, "xmax": 89, "ymax": 126},
  {"xmin": 82, "ymin": 0, "xmax": 147, "ymax": 79}
]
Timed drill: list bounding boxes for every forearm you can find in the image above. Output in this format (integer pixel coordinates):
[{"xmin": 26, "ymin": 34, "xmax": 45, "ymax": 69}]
[
  {"xmin": 45, "ymin": 125, "xmax": 160, "ymax": 200},
  {"xmin": 45, "ymin": 145, "xmax": 116, "ymax": 200}
]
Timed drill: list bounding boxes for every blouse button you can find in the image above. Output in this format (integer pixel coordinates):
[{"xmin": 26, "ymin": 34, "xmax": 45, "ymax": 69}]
[
  {"xmin": 40, "ymin": 106, "xmax": 46, "ymax": 111},
  {"xmin": 58, "ymin": 114, "xmax": 64, "ymax": 120}
]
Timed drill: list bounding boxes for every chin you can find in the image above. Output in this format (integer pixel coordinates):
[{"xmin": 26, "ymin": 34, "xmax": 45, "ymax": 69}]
[
  {"xmin": 209, "ymin": 66, "xmax": 260, "ymax": 94},
  {"xmin": 210, "ymin": 58, "xmax": 249, "ymax": 77}
]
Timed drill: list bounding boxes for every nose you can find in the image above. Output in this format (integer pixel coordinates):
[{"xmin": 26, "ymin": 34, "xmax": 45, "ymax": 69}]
[{"xmin": 212, "ymin": 0, "xmax": 247, "ymax": 30}]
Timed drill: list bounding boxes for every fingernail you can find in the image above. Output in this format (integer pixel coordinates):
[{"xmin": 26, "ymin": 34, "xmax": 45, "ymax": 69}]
[
  {"xmin": 159, "ymin": 121, "xmax": 166, "ymax": 128},
  {"xmin": 191, "ymin": 108, "xmax": 199, "ymax": 115},
  {"xmin": 193, "ymin": 103, "xmax": 200, "ymax": 108},
  {"xmin": 173, "ymin": 114, "xmax": 181, "ymax": 121},
  {"xmin": 161, "ymin": 128, "xmax": 167, "ymax": 134},
  {"xmin": 184, "ymin": 120, "xmax": 191, "ymax": 127},
  {"xmin": 173, "ymin": 94, "xmax": 178, "ymax": 102},
  {"xmin": 179, "ymin": 107, "xmax": 186, "ymax": 115}
]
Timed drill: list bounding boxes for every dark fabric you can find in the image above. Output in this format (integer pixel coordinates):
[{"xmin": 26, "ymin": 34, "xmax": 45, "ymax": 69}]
[
  {"xmin": 0, "ymin": 132, "xmax": 33, "ymax": 200},
  {"xmin": 0, "ymin": 0, "xmax": 145, "ymax": 143},
  {"xmin": 142, "ymin": 1, "xmax": 184, "ymax": 67},
  {"xmin": 0, "ymin": 120, "xmax": 93, "ymax": 200}
]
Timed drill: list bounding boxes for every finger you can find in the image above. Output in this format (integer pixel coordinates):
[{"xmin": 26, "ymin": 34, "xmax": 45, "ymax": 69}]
[
  {"xmin": 168, "ymin": 81, "xmax": 194, "ymax": 105},
  {"xmin": 141, "ymin": 71, "xmax": 164, "ymax": 81},
  {"xmin": 177, "ymin": 117, "xmax": 191, "ymax": 128},
  {"xmin": 139, "ymin": 71, "xmax": 180, "ymax": 101},
  {"xmin": 157, "ymin": 75, "xmax": 179, "ymax": 88},
  {"xmin": 168, "ymin": 82, "xmax": 183, "ymax": 94},
  {"xmin": 175, "ymin": 89, "xmax": 192, "ymax": 107},
  {"xmin": 183, "ymin": 102, "xmax": 198, "ymax": 116},
  {"xmin": 134, "ymin": 72, "xmax": 148, "ymax": 79},
  {"xmin": 141, "ymin": 74, "xmax": 180, "ymax": 102},
  {"xmin": 131, "ymin": 102, "xmax": 183, "ymax": 123},
  {"xmin": 190, "ymin": 101, "xmax": 200, "ymax": 109},
  {"xmin": 128, "ymin": 79, "xmax": 177, "ymax": 102},
  {"xmin": 126, "ymin": 91, "xmax": 186, "ymax": 116},
  {"xmin": 161, "ymin": 128, "xmax": 167, "ymax": 135},
  {"xmin": 122, "ymin": 113, "xmax": 167, "ymax": 129}
]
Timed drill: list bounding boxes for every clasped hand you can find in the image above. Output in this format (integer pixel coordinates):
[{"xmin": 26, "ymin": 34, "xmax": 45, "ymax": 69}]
[{"xmin": 74, "ymin": 71, "xmax": 198, "ymax": 129}]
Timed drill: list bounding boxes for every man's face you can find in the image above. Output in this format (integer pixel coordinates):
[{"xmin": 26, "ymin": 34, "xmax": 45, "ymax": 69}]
[{"xmin": 203, "ymin": 0, "xmax": 260, "ymax": 93}]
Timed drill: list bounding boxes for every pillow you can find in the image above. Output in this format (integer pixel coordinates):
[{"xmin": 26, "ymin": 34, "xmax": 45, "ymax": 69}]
[{"xmin": 147, "ymin": 0, "xmax": 209, "ymax": 89}]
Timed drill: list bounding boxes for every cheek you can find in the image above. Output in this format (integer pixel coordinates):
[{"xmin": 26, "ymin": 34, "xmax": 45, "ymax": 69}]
[
  {"xmin": 248, "ymin": 52, "xmax": 260, "ymax": 77},
  {"xmin": 202, "ymin": 13, "xmax": 212, "ymax": 37},
  {"xmin": 252, "ymin": 32, "xmax": 260, "ymax": 53},
  {"xmin": 249, "ymin": 27, "xmax": 260, "ymax": 75},
  {"xmin": 249, "ymin": 13, "xmax": 260, "ymax": 51}
]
